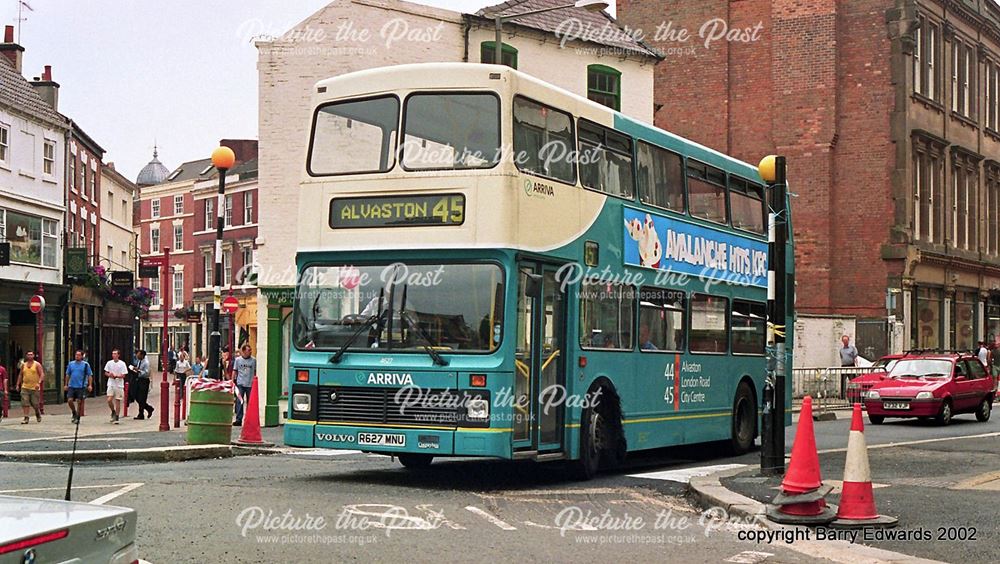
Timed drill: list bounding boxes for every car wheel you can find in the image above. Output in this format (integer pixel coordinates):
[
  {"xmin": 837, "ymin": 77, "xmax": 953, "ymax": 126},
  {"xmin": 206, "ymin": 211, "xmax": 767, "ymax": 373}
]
[
  {"xmin": 728, "ymin": 382, "xmax": 757, "ymax": 455},
  {"xmin": 935, "ymin": 400, "xmax": 953, "ymax": 426},
  {"xmin": 976, "ymin": 398, "xmax": 992, "ymax": 422},
  {"xmin": 397, "ymin": 453, "xmax": 433, "ymax": 469},
  {"xmin": 868, "ymin": 414, "xmax": 884, "ymax": 425}
]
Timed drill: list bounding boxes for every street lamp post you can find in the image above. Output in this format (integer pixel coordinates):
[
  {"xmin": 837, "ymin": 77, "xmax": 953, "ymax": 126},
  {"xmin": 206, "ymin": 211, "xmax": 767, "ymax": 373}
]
[
  {"xmin": 492, "ymin": 0, "xmax": 608, "ymax": 65},
  {"xmin": 208, "ymin": 146, "xmax": 236, "ymax": 380},
  {"xmin": 758, "ymin": 155, "xmax": 788, "ymax": 475}
]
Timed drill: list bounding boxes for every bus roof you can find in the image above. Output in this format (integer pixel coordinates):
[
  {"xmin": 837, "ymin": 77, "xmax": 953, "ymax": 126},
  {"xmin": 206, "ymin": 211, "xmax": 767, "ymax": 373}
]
[{"xmin": 313, "ymin": 63, "xmax": 765, "ymax": 183}]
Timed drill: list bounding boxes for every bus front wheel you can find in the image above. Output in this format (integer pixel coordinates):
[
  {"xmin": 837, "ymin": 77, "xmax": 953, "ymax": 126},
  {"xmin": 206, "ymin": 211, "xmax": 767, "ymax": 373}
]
[
  {"xmin": 397, "ymin": 453, "xmax": 433, "ymax": 469},
  {"xmin": 570, "ymin": 402, "xmax": 607, "ymax": 480},
  {"xmin": 729, "ymin": 382, "xmax": 757, "ymax": 455}
]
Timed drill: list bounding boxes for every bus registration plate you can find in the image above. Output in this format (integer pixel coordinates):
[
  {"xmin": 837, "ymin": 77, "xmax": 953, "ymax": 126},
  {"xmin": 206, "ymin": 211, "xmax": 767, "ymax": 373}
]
[{"xmin": 357, "ymin": 432, "xmax": 407, "ymax": 447}]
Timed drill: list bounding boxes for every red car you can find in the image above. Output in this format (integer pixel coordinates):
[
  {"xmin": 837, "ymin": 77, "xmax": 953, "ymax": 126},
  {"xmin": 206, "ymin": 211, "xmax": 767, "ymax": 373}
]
[
  {"xmin": 864, "ymin": 353, "xmax": 996, "ymax": 425},
  {"xmin": 846, "ymin": 353, "xmax": 906, "ymax": 405}
]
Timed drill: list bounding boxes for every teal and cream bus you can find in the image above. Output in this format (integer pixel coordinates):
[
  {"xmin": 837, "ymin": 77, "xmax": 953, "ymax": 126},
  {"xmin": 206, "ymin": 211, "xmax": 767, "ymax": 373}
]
[{"xmin": 285, "ymin": 63, "xmax": 793, "ymax": 478}]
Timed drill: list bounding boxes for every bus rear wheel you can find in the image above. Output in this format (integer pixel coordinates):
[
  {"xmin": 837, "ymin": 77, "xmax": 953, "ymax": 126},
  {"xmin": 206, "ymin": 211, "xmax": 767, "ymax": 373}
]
[
  {"xmin": 397, "ymin": 453, "xmax": 433, "ymax": 469},
  {"xmin": 728, "ymin": 382, "xmax": 756, "ymax": 455}
]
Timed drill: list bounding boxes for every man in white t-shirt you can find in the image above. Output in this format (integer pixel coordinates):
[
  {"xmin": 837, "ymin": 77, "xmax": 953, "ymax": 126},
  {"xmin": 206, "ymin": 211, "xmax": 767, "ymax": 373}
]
[{"xmin": 104, "ymin": 349, "xmax": 129, "ymax": 424}]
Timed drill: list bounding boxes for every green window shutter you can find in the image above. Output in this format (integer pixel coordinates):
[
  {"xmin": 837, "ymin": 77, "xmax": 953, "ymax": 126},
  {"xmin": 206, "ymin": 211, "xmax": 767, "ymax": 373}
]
[
  {"xmin": 587, "ymin": 64, "xmax": 622, "ymax": 111},
  {"xmin": 480, "ymin": 41, "xmax": 518, "ymax": 69}
]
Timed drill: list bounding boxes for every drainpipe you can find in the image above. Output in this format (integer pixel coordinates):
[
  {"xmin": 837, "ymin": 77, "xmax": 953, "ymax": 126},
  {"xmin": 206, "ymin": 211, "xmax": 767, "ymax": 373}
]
[{"xmin": 462, "ymin": 15, "xmax": 471, "ymax": 62}]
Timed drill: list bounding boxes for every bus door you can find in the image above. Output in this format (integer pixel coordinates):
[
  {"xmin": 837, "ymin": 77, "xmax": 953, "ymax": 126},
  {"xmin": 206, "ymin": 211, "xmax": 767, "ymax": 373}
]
[{"xmin": 513, "ymin": 262, "xmax": 567, "ymax": 455}]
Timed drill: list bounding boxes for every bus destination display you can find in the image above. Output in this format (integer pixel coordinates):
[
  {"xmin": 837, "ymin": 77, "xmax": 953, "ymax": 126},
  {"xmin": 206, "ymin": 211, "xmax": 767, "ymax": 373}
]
[{"xmin": 329, "ymin": 194, "xmax": 465, "ymax": 228}]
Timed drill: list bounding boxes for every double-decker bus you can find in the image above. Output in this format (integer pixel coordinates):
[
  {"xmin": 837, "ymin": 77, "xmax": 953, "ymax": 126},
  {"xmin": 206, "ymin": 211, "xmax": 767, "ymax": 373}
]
[{"xmin": 285, "ymin": 63, "xmax": 794, "ymax": 478}]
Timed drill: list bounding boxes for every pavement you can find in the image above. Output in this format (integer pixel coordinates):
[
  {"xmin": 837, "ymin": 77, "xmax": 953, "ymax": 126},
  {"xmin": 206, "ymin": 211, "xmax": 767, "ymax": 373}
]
[
  {"xmin": 686, "ymin": 410, "xmax": 1000, "ymax": 563},
  {"xmin": 0, "ymin": 381, "xmax": 281, "ymax": 462}
]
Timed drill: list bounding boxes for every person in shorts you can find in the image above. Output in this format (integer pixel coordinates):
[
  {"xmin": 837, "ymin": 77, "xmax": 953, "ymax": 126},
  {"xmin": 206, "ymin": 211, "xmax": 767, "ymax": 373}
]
[
  {"xmin": 15, "ymin": 351, "xmax": 44, "ymax": 424},
  {"xmin": 64, "ymin": 350, "xmax": 93, "ymax": 424},
  {"xmin": 104, "ymin": 349, "xmax": 128, "ymax": 424}
]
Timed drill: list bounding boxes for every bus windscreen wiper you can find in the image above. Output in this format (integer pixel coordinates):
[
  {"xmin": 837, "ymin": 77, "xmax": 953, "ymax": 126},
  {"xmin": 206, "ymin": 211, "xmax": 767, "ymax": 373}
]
[
  {"xmin": 400, "ymin": 284, "xmax": 448, "ymax": 366},
  {"xmin": 330, "ymin": 288, "xmax": 386, "ymax": 364}
]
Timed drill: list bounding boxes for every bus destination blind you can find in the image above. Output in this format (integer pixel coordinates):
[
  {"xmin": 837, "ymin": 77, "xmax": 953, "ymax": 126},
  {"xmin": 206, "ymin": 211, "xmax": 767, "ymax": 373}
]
[{"xmin": 329, "ymin": 194, "xmax": 466, "ymax": 228}]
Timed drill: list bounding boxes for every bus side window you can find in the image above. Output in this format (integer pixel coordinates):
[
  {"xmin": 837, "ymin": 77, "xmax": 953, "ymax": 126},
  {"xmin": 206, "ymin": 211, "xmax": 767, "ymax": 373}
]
[
  {"xmin": 639, "ymin": 287, "xmax": 685, "ymax": 352},
  {"xmin": 732, "ymin": 300, "xmax": 766, "ymax": 355},
  {"xmin": 730, "ymin": 177, "xmax": 766, "ymax": 234},
  {"xmin": 637, "ymin": 142, "xmax": 685, "ymax": 213},
  {"xmin": 513, "ymin": 96, "xmax": 576, "ymax": 184},
  {"xmin": 578, "ymin": 119, "xmax": 635, "ymax": 199},
  {"xmin": 687, "ymin": 160, "xmax": 727, "ymax": 225},
  {"xmin": 580, "ymin": 282, "xmax": 635, "ymax": 350},
  {"xmin": 690, "ymin": 294, "xmax": 728, "ymax": 354}
]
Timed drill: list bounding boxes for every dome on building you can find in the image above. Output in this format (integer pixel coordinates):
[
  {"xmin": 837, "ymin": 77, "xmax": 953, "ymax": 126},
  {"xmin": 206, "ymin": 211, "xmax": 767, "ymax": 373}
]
[{"xmin": 136, "ymin": 146, "xmax": 170, "ymax": 186}]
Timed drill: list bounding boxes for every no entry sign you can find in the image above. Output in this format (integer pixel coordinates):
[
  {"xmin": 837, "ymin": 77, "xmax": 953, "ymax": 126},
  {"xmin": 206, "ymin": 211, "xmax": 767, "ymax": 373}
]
[
  {"xmin": 222, "ymin": 296, "xmax": 239, "ymax": 314},
  {"xmin": 29, "ymin": 294, "xmax": 45, "ymax": 314}
]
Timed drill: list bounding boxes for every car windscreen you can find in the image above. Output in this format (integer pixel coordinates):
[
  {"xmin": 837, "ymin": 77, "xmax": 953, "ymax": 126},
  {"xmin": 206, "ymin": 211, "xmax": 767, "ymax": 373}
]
[{"xmin": 888, "ymin": 359, "xmax": 952, "ymax": 378}]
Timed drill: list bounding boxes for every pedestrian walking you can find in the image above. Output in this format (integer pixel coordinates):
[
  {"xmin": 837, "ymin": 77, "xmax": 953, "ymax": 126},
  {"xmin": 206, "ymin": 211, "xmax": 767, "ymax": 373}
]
[
  {"xmin": 129, "ymin": 350, "xmax": 153, "ymax": 420},
  {"xmin": 167, "ymin": 345, "xmax": 177, "ymax": 374},
  {"xmin": 839, "ymin": 334, "xmax": 858, "ymax": 367},
  {"xmin": 64, "ymin": 350, "xmax": 93, "ymax": 424},
  {"xmin": 15, "ymin": 351, "xmax": 43, "ymax": 424},
  {"xmin": 233, "ymin": 345, "xmax": 256, "ymax": 427},
  {"xmin": 977, "ymin": 340, "xmax": 989, "ymax": 367},
  {"xmin": 174, "ymin": 351, "xmax": 192, "ymax": 400},
  {"xmin": 0, "ymin": 357, "xmax": 7, "ymax": 424},
  {"xmin": 104, "ymin": 349, "xmax": 129, "ymax": 424},
  {"xmin": 191, "ymin": 355, "xmax": 204, "ymax": 378}
]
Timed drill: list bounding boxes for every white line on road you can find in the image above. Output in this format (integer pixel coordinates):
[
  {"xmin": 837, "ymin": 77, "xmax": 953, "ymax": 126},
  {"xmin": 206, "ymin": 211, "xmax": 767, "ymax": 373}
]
[
  {"xmin": 725, "ymin": 551, "xmax": 774, "ymax": 564},
  {"xmin": 815, "ymin": 430, "xmax": 1000, "ymax": 455},
  {"xmin": 465, "ymin": 506, "xmax": 517, "ymax": 530},
  {"xmin": 89, "ymin": 483, "xmax": 144, "ymax": 506},
  {"xmin": 628, "ymin": 464, "xmax": 748, "ymax": 483}
]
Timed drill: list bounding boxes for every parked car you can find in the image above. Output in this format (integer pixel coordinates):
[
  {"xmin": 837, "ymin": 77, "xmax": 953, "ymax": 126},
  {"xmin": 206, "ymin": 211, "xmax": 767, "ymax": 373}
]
[
  {"xmin": 846, "ymin": 353, "xmax": 906, "ymax": 405},
  {"xmin": 863, "ymin": 353, "xmax": 996, "ymax": 425},
  {"xmin": 0, "ymin": 495, "xmax": 138, "ymax": 564}
]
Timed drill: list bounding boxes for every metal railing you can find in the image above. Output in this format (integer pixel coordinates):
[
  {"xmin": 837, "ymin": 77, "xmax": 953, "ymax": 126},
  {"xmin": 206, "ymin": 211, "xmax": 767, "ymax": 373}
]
[{"xmin": 791, "ymin": 366, "xmax": 881, "ymax": 412}]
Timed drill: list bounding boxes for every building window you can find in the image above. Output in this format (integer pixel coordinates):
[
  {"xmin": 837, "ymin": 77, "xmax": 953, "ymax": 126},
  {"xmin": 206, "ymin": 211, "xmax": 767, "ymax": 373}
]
[
  {"xmin": 174, "ymin": 195, "xmax": 183, "ymax": 215},
  {"xmin": 241, "ymin": 246, "xmax": 253, "ymax": 282},
  {"xmin": 952, "ymin": 151, "xmax": 979, "ymax": 251},
  {"xmin": 913, "ymin": 18, "xmax": 939, "ymax": 101},
  {"xmin": 987, "ymin": 61, "xmax": 1000, "ymax": 132},
  {"xmin": 244, "ymin": 192, "xmax": 253, "ymax": 224},
  {"xmin": 91, "ymin": 168, "xmax": 97, "ymax": 194},
  {"xmin": 987, "ymin": 165, "xmax": 1000, "ymax": 255},
  {"xmin": 204, "ymin": 253, "xmax": 213, "ymax": 288},
  {"xmin": 0, "ymin": 210, "xmax": 57, "ymax": 267},
  {"xmin": 173, "ymin": 271, "xmax": 183, "ymax": 308},
  {"xmin": 951, "ymin": 39, "xmax": 975, "ymax": 118},
  {"xmin": 587, "ymin": 64, "xmax": 621, "ymax": 111},
  {"xmin": 68, "ymin": 156, "xmax": 75, "ymax": 190},
  {"xmin": 953, "ymin": 289, "xmax": 977, "ymax": 350},
  {"xmin": 121, "ymin": 199, "xmax": 128, "ymax": 223},
  {"xmin": 173, "ymin": 224, "xmax": 183, "ymax": 251},
  {"xmin": 636, "ymin": 141, "xmax": 685, "ymax": 212},
  {"xmin": 0, "ymin": 124, "xmax": 9, "ymax": 163},
  {"xmin": 204, "ymin": 198, "xmax": 214, "ymax": 230},
  {"xmin": 913, "ymin": 135, "xmax": 946, "ymax": 244},
  {"xmin": 150, "ymin": 276, "xmax": 161, "ymax": 307},
  {"xmin": 107, "ymin": 244, "xmax": 113, "ymax": 262},
  {"xmin": 151, "ymin": 198, "xmax": 160, "ymax": 218},
  {"xmin": 578, "ymin": 120, "xmax": 634, "ymax": 199},
  {"xmin": 224, "ymin": 195, "xmax": 233, "ymax": 227},
  {"xmin": 223, "ymin": 248, "xmax": 232, "ymax": 286},
  {"xmin": 121, "ymin": 250, "xmax": 127, "ymax": 269},
  {"xmin": 150, "ymin": 226, "xmax": 160, "ymax": 252},
  {"xmin": 43, "ymin": 141, "xmax": 55, "ymax": 176},
  {"xmin": 480, "ymin": 41, "xmax": 517, "ymax": 68},
  {"xmin": 914, "ymin": 287, "xmax": 942, "ymax": 349}
]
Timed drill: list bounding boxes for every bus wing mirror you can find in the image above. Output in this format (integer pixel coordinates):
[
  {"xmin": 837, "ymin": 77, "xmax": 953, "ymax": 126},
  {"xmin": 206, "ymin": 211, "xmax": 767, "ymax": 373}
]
[{"xmin": 524, "ymin": 274, "xmax": 543, "ymax": 299}]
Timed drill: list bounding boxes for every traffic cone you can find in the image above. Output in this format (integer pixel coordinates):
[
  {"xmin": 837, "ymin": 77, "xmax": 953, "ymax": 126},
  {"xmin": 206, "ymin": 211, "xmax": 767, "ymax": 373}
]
[
  {"xmin": 832, "ymin": 404, "xmax": 897, "ymax": 529},
  {"xmin": 766, "ymin": 396, "xmax": 836, "ymax": 525},
  {"xmin": 233, "ymin": 377, "xmax": 273, "ymax": 446}
]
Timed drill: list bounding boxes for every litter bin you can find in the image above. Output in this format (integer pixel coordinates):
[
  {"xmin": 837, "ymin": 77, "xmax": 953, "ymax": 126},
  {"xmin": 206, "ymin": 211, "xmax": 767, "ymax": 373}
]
[{"xmin": 186, "ymin": 384, "xmax": 235, "ymax": 445}]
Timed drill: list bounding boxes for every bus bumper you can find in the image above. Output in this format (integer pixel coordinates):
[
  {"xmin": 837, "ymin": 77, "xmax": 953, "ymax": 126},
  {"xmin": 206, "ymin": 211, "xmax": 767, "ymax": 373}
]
[{"xmin": 284, "ymin": 420, "xmax": 511, "ymax": 457}]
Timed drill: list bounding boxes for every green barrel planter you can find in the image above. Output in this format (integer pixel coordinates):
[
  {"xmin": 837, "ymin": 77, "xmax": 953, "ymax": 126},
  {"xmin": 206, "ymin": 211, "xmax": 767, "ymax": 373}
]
[{"xmin": 186, "ymin": 389, "xmax": 235, "ymax": 445}]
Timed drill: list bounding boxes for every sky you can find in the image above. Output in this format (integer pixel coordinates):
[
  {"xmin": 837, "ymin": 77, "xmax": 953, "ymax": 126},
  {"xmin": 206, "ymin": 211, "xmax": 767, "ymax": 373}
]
[{"xmin": 4, "ymin": 0, "xmax": 509, "ymax": 182}]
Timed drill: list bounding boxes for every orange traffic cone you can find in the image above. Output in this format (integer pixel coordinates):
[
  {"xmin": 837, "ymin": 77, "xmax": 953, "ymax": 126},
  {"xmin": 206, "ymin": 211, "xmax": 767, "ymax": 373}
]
[
  {"xmin": 233, "ymin": 377, "xmax": 273, "ymax": 446},
  {"xmin": 832, "ymin": 404, "xmax": 897, "ymax": 528},
  {"xmin": 766, "ymin": 396, "xmax": 836, "ymax": 525}
]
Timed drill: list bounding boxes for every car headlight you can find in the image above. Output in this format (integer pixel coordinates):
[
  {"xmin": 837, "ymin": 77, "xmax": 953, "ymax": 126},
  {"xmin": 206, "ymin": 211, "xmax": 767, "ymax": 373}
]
[
  {"xmin": 866, "ymin": 390, "xmax": 880, "ymax": 400},
  {"xmin": 292, "ymin": 393, "xmax": 311, "ymax": 412},
  {"xmin": 915, "ymin": 391, "xmax": 933, "ymax": 400},
  {"xmin": 846, "ymin": 382, "xmax": 860, "ymax": 389},
  {"xmin": 466, "ymin": 397, "xmax": 490, "ymax": 421}
]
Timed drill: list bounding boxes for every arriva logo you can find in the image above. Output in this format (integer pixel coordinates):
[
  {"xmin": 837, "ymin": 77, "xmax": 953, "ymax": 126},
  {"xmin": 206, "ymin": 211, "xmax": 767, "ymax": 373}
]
[{"xmin": 368, "ymin": 372, "xmax": 414, "ymax": 386}]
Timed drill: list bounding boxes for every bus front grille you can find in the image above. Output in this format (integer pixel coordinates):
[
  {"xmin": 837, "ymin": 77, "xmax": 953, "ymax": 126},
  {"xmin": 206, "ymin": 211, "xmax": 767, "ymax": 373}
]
[{"xmin": 317, "ymin": 386, "xmax": 459, "ymax": 427}]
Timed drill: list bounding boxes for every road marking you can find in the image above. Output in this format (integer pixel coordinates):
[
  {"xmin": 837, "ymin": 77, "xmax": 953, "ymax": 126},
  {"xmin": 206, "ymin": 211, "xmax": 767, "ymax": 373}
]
[
  {"xmin": 628, "ymin": 464, "xmax": 748, "ymax": 483},
  {"xmin": 725, "ymin": 551, "xmax": 774, "ymax": 563},
  {"xmin": 54, "ymin": 437, "xmax": 137, "ymax": 442},
  {"xmin": 90, "ymin": 483, "xmax": 144, "ymax": 506},
  {"xmin": 815, "ymin": 430, "xmax": 1000, "ymax": 455},
  {"xmin": 465, "ymin": 506, "xmax": 517, "ymax": 530}
]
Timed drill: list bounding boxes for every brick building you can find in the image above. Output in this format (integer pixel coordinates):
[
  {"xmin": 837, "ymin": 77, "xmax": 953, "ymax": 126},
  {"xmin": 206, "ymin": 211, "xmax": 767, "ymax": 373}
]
[
  {"xmin": 253, "ymin": 0, "xmax": 659, "ymax": 426},
  {"xmin": 618, "ymin": 0, "xmax": 1000, "ymax": 365}
]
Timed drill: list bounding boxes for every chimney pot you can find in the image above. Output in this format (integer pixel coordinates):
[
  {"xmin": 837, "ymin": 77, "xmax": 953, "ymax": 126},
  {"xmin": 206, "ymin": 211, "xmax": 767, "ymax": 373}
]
[
  {"xmin": 4, "ymin": 26, "xmax": 12, "ymax": 43},
  {"xmin": 42, "ymin": 65, "xmax": 51, "ymax": 81}
]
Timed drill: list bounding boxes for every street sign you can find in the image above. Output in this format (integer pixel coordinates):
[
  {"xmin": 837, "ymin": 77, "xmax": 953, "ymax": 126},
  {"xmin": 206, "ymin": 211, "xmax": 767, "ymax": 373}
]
[
  {"xmin": 110, "ymin": 271, "xmax": 134, "ymax": 290},
  {"xmin": 222, "ymin": 296, "xmax": 240, "ymax": 314},
  {"xmin": 65, "ymin": 247, "xmax": 87, "ymax": 276},
  {"xmin": 140, "ymin": 256, "xmax": 166, "ymax": 267},
  {"xmin": 29, "ymin": 294, "xmax": 45, "ymax": 314},
  {"xmin": 0, "ymin": 241, "xmax": 9, "ymax": 266},
  {"xmin": 185, "ymin": 310, "xmax": 203, "ymax": 323},
  {"xmin": 139, "ymin": 257, "xmax": 163, "ymax": 279}
]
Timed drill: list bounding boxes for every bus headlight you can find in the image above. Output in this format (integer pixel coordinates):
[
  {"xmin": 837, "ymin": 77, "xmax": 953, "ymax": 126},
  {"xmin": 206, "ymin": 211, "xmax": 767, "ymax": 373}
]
[
  {"xmin": 466, "ymin": 397, "xmax": 490, "ymax": 421},
  {"xmin": 292, "ymin": 393, "xmax": 312, "ymax": 412}
]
